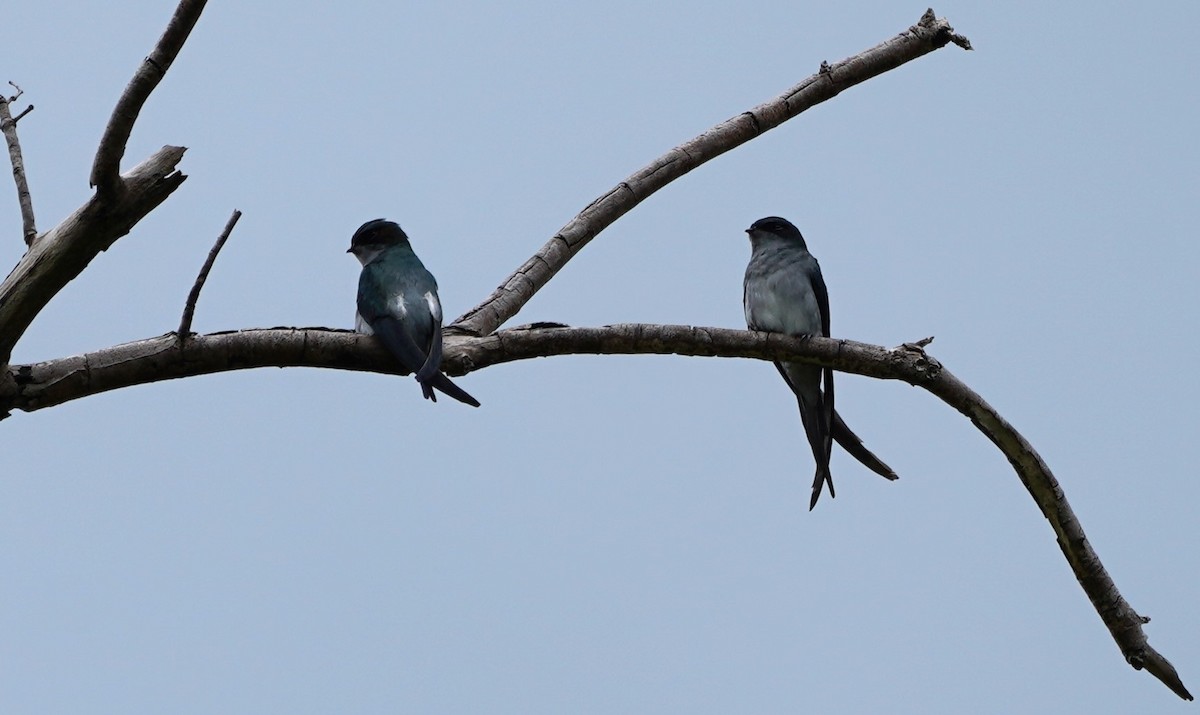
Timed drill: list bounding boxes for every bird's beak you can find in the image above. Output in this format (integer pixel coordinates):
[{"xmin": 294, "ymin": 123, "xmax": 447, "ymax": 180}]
[{"xmin": 345, "ymin": 247, "xmax": 354, "ymax": 254}]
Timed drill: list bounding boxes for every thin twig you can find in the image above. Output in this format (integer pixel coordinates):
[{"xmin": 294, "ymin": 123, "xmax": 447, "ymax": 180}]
[
  {"xmin": 178, "ymin": 209, "xmax": 241, "ymax": 339},
  {"xmin": 0, "ymin": 82, "xmax": 38, "ymax": 245},
  {"xmin": 89, "ymin": 0, "xmax": 207, "ymax": 196},
  {"xmin": 451, "ymin": 9, "xmax": 972, "ymax": 337}
]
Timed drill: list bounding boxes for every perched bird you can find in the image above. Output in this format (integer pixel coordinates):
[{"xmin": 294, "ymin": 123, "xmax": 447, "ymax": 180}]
[
  {"xmin": 349, "ymin": 218, "xmax": 480, "ymax": 407},
  {"xmin": 742, "ymin": 216, "xmax": 896, "ymax": 509}
]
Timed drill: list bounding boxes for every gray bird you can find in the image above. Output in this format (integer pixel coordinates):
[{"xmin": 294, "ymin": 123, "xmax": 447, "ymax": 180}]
[
  {"xmin": 349, "ymin": 218, "xmax": 480, "ymax": 407},
  {"xmin": 742, "ymin": 216, "xmax": 896, "ymax": 509}
]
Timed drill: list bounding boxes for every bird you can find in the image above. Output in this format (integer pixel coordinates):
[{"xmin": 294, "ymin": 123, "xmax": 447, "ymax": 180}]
[
  {"xmin": 742, "ymin": 216, "xmax": 896, "ymax": 509},
  {"xmin": 348, "ymin": 218, "xmax": 480, "ymax": 407}
]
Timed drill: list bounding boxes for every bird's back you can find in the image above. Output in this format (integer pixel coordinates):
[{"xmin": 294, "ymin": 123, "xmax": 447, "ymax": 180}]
[{"xmin": 358, "ymin": 248, "xmax": 439, "ymax": 346}]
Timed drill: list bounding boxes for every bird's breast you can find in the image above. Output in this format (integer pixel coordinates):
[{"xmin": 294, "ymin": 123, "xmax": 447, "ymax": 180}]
[
  {"xmin": 744, "ymin": 274, "xmax": 821, "ymax": 336},
  {"xmin": 746, "ymin": 292, "xmax": 820, "ymax": 335}
]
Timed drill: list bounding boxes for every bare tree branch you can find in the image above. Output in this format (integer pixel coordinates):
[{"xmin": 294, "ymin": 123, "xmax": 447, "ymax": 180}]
[
  {"xmin": 178, "ymin": 209, "xmax": 241, "ymax": 339},
  {"xmin": 0, "ymin": 82, "xmax": 38, "ymax": 245},
  {"xmin": 2, "ymin": 322, "xmax": 1188, "ymax": 699},
  {"xmin": 0, "ymin": 326, "xmax": 919, "ymax": 415},
  {"xmin": 89, "ymin": 0, "xmax": 207, "ymax": 197},
  {"xmin": 0, "ymin": 146, "xmax": 187, "ymax": 364},
  {"xmin": 922, "ymin": 365, "xmax": 1195, "ymax": 702},
  {"xmin": 0, "ymin": 1, "xmax": 206, "ymax": 365},
  {"xmin": 451, "ymin": 9, "xmax": 972, "ymax": 337},
  {"xmin": 3, "ymin": 2, "xmax": 1189, "ymax": 701}
]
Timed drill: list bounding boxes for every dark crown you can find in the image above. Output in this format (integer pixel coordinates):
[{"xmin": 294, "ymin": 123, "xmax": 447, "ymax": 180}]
[{"xmin": 350, "ymin": 218, "xmax": 409, "ymax": 248}]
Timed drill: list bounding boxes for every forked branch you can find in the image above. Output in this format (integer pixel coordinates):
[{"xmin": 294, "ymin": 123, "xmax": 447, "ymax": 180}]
[
  {"xmin": 0, "ymin": 147, "xmax": 187, "ymax": 363},
  {"xmin": 0, "ymin": 0, "xmax": 203, "ymax": 364},
  {"xmin": 1, "ymin": 3, "xmax": 1189, "ymax": 701}
]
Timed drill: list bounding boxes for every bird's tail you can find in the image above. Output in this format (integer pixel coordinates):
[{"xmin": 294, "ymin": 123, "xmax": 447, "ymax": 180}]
[
  {"xmin": 796, "ymin": 392, "xmax": 835, "ymax": 511},
  {"xmin": 809, "ymin": 466, "xmax": 835, "ymax": 511},
  {"xmin": 831, "ymin": 410, "xmax": 898, "ymax": 480},
  {"xmin": 423, "ymin": 372, "xmax": 481, "ymax": 408}
]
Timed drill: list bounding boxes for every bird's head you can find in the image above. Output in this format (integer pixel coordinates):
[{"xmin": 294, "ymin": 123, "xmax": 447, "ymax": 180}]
[
  {"xmin": 746, "ymin": 216, "xmax": 807, "ymax": 249},
  {"xmin": 348, "ymin": 218, "xmax": 410, "ymax": 265}
]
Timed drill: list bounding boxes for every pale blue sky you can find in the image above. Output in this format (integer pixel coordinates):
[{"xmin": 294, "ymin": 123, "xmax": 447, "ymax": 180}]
[{"xmin": 3, "ymin": 2, "xmax": 1198, "ymax": 712}]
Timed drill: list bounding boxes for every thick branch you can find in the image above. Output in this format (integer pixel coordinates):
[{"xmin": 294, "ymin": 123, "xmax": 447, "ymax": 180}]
[
  {"xmin": 2, "ymin": 329, "xmax": 409, "ymax": 414},
  {"xmin": 3, "ymin": 321, "xmax": 1188, "ymax": 699},
  {"xmin": 0, "ymin": 325, "xmax": 937, "ymax": 415},
  {"xmin": 0, "ymin": 147, "xmax": 187, "ymax": 363},
  {"xmin": 451, "ymin": 9, "xmax": 971, "ymax": 337},
  {"xmin": 0, "ymin": 84, "xmax": 37, "ymax": 245},
  {"xmin": 89, "ymin": 0, "xmax": 206, "ymax": 196}
]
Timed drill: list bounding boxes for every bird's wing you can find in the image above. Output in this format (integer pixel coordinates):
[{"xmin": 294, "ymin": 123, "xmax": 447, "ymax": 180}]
[
  {"xmin": 807, "ymin": 258, "xmax": 831, "ymax": 339},
  {"xmin": 742, "ymin": 280, "xmax": 754, "ymax": 328},
  {"xmin": 371, "ymin": 313, "xmax": 479, "ymax": 407},
  {"xmin": 358, "ymin": 266, "xmax": 432, "ymax": 388},
  {"xmin": 806, "ymin": 259, "xmax": 836, "ymax": 462},
  {"xmin": 412, "ymin": 289, "xmax": 481, "ymax": 406},
  {"xmin": 368, "ymin": 315, "xmax": 432, "ymax": 377},
  {"xmin": 414, "ymin": 289, "xmax": 444, "ymax": 386}
]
